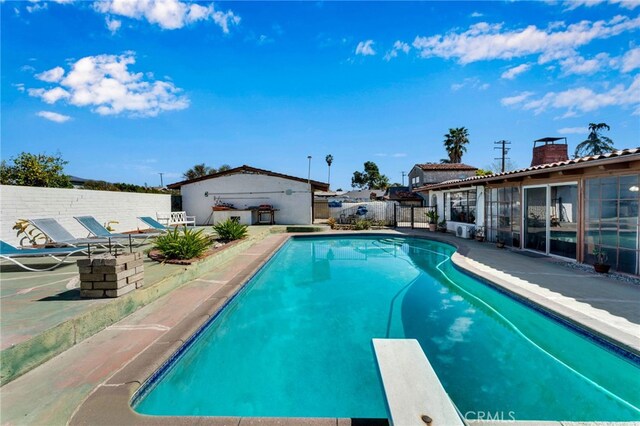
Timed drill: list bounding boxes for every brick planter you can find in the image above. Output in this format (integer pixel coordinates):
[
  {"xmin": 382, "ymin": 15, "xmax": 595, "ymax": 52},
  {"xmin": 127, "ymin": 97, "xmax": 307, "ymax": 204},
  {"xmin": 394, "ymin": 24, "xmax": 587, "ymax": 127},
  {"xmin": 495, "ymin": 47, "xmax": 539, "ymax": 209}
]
[{"xmin": 78, "ymin": 253, "xmax": 144, "ymax": 298}]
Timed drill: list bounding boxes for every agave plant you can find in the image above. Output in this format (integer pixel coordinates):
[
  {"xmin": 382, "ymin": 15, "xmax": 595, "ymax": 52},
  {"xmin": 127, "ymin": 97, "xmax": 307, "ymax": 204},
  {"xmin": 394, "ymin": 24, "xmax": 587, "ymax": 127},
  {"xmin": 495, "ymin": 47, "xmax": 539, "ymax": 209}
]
[
  {"xmin": 153, "ymin": 227, "xmax": 212, "ymax": 260},
  {"xmin": 213, "ymin": 219, "xmax": 248, "ymax": 242}
]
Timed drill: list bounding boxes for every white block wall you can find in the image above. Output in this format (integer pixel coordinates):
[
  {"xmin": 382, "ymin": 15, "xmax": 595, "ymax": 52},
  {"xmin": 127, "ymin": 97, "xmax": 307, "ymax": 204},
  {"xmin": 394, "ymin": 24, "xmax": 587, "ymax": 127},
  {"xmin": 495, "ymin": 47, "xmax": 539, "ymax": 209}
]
[
  {"xmin": 179, "ymin": 173, "xmax": 312, "ymax": 225},
  {"xmin": 1, "ymin": 185, "xmax": 171, "ymax": 246}
]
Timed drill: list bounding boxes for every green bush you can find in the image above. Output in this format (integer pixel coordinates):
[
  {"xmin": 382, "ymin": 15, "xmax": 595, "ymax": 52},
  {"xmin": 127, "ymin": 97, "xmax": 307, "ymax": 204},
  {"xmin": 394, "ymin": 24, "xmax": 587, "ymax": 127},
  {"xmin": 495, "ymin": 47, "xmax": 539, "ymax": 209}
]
[
  {"xmin": 153, "ymin": 227, "xmax": 212, "ymax": 260},
  {"xmin": 353, "ymin": 219, "xmax": 372, "ymax": 230},
  {"xmin": 213, "ymin": 219, "xmax": 248, "ymax": 242}
]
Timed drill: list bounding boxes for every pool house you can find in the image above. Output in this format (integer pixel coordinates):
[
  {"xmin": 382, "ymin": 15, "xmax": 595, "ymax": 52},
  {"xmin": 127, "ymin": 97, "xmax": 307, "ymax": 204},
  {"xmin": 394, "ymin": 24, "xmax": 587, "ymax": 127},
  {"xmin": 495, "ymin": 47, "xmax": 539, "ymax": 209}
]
[{"xmin": 416, "ymin": 147, "xmax": 640, "ymax": 275}]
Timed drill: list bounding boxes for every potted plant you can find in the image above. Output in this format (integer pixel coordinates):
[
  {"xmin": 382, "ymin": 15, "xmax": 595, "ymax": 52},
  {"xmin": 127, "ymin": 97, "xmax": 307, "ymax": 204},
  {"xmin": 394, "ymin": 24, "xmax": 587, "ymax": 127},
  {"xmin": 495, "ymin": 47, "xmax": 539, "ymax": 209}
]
[
  {"xmin": 437, "ymin": 219, "xmax": 447, "ymax": 233},
  {"xmin": 475, "ymin": 226, "xmax": 485, "ymax": 242},
  {"xmin": 593, "ymin": 246, "xmax": 611, "ymax": 273},
  {"xmin": 426, "ymin": 210, "xmax": 439, "ymax": 231},
  {"xmin": 496, "ymin": 237, "xmax": 505, "ymax": 248}
]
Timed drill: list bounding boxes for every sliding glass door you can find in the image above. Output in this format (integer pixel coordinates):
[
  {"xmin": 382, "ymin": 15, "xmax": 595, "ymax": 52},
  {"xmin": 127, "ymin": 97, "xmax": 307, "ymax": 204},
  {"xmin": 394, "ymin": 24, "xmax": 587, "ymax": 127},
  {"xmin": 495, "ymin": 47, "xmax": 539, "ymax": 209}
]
[
  {"xmin": 524, "ymin": 183, "xmax": 578, "ymax": 259},
  {"xmin": 524, "ymin": 187, "xmax": 547, "ymax": 252}
]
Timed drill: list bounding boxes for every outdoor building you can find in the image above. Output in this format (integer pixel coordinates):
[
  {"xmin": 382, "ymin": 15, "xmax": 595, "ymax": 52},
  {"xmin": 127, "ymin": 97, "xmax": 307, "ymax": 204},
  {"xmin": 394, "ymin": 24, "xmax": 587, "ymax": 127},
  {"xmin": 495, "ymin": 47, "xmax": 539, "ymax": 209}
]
[
  {"xmin": 167, "ymin": 165, "xmax": 329, "ymax": 226},
  {"xmin": 415, "ymin": 147, "xmax": 640, "ymax": 275},
  {"xmin": 408, "ymin": 163, "xmax": 478, "ymax": 191}
]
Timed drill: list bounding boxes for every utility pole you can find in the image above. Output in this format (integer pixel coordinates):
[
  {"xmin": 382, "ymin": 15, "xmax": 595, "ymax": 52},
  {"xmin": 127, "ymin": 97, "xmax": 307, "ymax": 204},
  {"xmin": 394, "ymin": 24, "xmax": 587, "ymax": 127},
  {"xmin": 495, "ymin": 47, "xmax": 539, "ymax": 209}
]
[
  {"xmin": 159, "ymin": 172, "xmax": 164, "ymax": 188},
  {"xmin": 494, "ymin": 140, "xmax": 511, "ymax": 173},
  {"xmin": 401, "ymin": 171, "xmax": 407, "ymax": 186}
]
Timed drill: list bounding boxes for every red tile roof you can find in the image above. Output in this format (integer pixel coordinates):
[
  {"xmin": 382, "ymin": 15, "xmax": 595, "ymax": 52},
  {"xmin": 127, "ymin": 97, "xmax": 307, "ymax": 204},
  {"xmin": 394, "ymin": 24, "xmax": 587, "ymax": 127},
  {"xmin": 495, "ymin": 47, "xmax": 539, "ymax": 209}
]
[
  {"xmin": 415, "ymin": 163, "xmax": 478, "ymax": 171},
  {"xmin": 415, "ymin": 148, "xmax": 640, "ymax": 192}
]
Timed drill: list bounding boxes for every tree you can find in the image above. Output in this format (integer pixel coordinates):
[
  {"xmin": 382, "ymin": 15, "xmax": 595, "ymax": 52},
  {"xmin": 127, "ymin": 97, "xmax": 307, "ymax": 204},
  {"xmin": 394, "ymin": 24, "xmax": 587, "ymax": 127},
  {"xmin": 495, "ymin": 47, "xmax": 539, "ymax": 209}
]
[
  {"xmin": 443, "ymin": 127, "xmax": 470, "ymax": 163},
  {"xmin": 183, "ymin": 163, "xmax": 215, "ymax": 180},
  {"xmin": 475, "ymin": 169, "xmax": 493, "ymax": 176},
  {"xmin": 218, "ymin": 164, "xmax": 232, "ymax": 172},
  {"xmin": 574, "ymin": 123, "xmax": 614, "ymax": 158},
  {"xmin": 0, "ymin": 152, "xmax": 72, "ymax": 188},
  {"xmin": 351, "ymin": 161, "xmax": 390, "ymax": 190},
  {"xmin": 486, "ymin": 159, "xmax": 518, "ymax": 174},
  {"xmin": 325, "ymin": 154, "xmax": 333, "ymax": 187}
]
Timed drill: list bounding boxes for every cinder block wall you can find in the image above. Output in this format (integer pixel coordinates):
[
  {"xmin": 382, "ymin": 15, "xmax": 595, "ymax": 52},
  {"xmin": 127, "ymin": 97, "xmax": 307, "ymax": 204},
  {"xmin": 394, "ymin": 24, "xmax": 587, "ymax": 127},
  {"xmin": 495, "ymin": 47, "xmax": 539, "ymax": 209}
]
[{"xmin": 0, "ymin": 185, "xmax": 171, "ymax": 246}]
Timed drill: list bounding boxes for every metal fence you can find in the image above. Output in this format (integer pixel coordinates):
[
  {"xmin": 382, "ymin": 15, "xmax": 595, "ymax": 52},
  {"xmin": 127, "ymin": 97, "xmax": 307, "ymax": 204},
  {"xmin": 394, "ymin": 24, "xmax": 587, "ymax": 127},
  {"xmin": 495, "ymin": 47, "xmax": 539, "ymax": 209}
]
[
  {"xmin": 327, "ymin": 201, "xmax": 437, "ymax": 228},
  {"xmin": 395, "ymin": 205, "xmax": 437, "ymax": 229}
]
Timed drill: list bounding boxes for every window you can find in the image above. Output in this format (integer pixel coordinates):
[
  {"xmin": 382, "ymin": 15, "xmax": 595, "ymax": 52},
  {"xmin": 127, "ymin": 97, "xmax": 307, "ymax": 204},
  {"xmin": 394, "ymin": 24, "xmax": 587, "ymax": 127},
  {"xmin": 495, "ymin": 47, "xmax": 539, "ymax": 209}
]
[
  {"xmin": 485, "ymin": 186, "xmax": 521, "ymax": 247},
  {"xmin": 447, "ymin": 190, "xmax": 476, "ymax": 224},
  {"xmin": 585, "ymin": 175, "xmax": 639, "ymax": 275}
]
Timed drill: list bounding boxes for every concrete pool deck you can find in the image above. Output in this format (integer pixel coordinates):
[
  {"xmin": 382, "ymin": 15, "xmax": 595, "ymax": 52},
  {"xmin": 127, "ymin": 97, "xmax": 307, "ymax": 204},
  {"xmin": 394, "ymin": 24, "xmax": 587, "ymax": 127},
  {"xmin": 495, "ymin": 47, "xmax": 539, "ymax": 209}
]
[{"xmin": 0, "ymin": 229, "xmax": 638, "ymax": 425}]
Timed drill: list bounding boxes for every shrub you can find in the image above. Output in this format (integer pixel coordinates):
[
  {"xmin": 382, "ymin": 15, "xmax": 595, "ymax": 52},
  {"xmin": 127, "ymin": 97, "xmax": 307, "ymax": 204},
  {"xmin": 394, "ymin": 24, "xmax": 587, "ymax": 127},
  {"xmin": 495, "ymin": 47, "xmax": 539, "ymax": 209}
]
[
  {"xmin": 353, "ymin": 219, "xmax": 372, "ymax": 230},
  {"xmin": 213, "ymin": 219, "xmax": 248, "ymax": 242},
  {"xmin": 154, "ymin": 227, "xmax": 212, "ymax": 260},
  {"xmin": 327, "ymin": 217, "xmax": 337, "ymax": 229}
]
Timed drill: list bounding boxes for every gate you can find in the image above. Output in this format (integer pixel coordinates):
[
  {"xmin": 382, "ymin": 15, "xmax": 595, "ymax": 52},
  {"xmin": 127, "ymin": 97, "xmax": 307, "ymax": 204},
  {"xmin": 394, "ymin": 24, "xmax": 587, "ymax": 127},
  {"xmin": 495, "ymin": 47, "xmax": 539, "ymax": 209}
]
[
  {"xmin": 394, "ymin": 205, "xmax": 436, "ymax": 229},
  {"xmin": 313, "ymin": 200, "xmax": 330, "ymax": 220}
]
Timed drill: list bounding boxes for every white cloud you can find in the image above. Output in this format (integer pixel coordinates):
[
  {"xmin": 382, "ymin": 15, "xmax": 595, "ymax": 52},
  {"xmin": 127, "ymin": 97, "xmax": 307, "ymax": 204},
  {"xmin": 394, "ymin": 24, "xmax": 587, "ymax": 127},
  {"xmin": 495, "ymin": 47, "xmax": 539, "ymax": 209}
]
[
  {"xmin": 26, "ymin": 1, "xmax": 47, "ymax": 13},
  {"xmin": 564, "ymin": 0, "xmax": 639, "ymax": 10},
  {"xmin": 106, "ymin": 17, "xmax": 122, "ymax": 34},
  {"xmin": 451, "ymin": 77, "xmax": 490, "ymax": 92},
  {"xmin": 384, "ymin": 40, "xmax": 410, "ymax": 61},
  {"xmin": 501, "ymin": 63, "xmax": 531, "ymax": 79},
  {"xmin": 12, "ymin": 83, "xmax": 25, "ymax": 93},
  {"xmin": 355, "ymin": 40, "xmax": 376, "ymax": 56},
  {"xmin": 558, "ymin": 126, "xmax": 588, "ymax": 134},
  {"xmin": 471, "ymin": 11, "xmax": 483, "ymax": 17},
  {"xmin": 93, "ymin": 0, "xmax": 240, "ymax": 32},
  {"xmin": 37, "ymin": 111, "xmax": 72, "ymax": 123},
  {"xmin": 501, "ymin": 91, "xmax": 534, "ymax": 106},
  {"xmin": 502, "ymin": 75, "xmax": 640, "ymax": 116},
  {"xmin": 28, "ymin": 52, "xmax": 189, "ymax": 117},
  {"xmin": 412, "ymin": 15, "xmax": 640, "ymax": 65},
  {"xmin": 35, "ymin": 66, "xmax": 65, "ymax": 83},
  {"xmin": 559, "ymin": 52, "xmax": 615, "ymax": 75},
  {"xmin": 621, "ymin": 47, "xmax": 640, "ymax": 72}
]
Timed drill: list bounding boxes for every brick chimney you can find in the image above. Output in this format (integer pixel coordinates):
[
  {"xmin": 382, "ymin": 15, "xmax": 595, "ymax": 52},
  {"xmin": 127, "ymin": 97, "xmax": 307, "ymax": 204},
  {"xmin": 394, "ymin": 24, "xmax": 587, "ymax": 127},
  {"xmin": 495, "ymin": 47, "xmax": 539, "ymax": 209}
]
[{"xmin": 531, "ymin": 137, "xmax": 569, "ymax": 166}]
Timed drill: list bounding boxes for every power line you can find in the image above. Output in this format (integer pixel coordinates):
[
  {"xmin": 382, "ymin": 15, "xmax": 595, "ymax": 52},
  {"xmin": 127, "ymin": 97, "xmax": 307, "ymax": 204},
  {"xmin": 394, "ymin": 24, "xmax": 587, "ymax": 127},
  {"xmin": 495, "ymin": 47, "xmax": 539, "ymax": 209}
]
[{"xmin": 494, "ymin": 140, "xmax": 511, "ymax": 173}]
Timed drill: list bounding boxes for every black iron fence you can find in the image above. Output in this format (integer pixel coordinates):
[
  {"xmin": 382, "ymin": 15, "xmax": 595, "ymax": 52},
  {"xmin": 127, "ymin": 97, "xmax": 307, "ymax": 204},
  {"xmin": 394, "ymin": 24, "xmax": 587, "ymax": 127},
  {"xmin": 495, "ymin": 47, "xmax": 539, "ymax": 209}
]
[{"xmin": 327, "ymin": 201, "xmax": 437, "ymax": 229}]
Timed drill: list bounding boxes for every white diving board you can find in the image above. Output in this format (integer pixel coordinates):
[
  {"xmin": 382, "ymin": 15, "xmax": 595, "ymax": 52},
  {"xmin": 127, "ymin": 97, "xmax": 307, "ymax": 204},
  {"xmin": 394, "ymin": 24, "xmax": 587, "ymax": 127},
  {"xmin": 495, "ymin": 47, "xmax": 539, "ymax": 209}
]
[{"xmin": 373, "ymin": 338, "xmax": 464, "ymax": 426}]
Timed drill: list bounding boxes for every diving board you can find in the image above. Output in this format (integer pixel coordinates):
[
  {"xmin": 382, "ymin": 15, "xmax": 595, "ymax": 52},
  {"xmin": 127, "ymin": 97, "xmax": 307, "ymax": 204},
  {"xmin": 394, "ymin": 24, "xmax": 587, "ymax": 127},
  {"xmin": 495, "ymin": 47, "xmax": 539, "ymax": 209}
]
[{"xmin": 373, "ymin": 338, "xmax": 464, "ymax": 426}]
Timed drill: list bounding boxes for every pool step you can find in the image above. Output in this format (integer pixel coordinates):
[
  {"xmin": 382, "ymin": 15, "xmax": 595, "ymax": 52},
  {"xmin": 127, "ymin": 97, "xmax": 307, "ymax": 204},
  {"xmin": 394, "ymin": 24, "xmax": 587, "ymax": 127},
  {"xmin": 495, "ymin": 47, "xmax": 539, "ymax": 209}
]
[{"xmin": 373, "ymin": 338, "xmax": 464, "ymax": 426}]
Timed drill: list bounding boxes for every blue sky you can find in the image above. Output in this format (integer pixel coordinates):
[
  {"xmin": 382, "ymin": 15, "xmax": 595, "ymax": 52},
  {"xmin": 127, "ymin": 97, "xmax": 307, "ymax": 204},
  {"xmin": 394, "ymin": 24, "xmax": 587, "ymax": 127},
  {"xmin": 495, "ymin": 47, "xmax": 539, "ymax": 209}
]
[{"xmin": 2, "ymin": 0, "xmax": 639, "ymax": 190}]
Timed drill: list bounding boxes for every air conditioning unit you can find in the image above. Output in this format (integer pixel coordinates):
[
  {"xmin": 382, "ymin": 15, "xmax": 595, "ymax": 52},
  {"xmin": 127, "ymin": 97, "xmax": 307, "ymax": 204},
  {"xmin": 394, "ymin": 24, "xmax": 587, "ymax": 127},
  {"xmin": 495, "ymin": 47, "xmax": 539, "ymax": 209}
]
[{"xmin": 456, "ymin": 224, "xmax": 473, "ymax": 239}]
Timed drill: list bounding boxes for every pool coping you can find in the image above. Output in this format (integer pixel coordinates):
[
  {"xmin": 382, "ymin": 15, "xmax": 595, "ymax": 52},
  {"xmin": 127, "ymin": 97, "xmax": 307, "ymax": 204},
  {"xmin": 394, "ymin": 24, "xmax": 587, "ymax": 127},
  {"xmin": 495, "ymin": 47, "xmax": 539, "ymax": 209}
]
[{"xmin": 69, "ymin": 231, "xmax": 639, "ymax": 425}]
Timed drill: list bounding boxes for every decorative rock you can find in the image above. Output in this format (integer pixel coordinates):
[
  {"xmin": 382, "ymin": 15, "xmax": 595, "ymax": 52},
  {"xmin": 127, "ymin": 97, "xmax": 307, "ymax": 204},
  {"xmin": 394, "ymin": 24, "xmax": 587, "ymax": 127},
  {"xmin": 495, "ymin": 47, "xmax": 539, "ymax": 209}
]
[{"xmin": 78, "ymin": 253, "xmax": 144, "ymax": 298}]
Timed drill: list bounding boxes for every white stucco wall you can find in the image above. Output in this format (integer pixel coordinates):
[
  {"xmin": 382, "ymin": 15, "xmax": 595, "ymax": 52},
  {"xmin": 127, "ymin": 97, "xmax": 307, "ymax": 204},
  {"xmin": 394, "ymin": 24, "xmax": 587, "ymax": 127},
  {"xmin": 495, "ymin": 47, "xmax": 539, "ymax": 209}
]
[
  {"xmin": 179, "ymin": 174, "xmax": 312, "ymax": 225},
  {"xmin": 0, "ymin": 185, "xmax": 172, "ymax": 246}
]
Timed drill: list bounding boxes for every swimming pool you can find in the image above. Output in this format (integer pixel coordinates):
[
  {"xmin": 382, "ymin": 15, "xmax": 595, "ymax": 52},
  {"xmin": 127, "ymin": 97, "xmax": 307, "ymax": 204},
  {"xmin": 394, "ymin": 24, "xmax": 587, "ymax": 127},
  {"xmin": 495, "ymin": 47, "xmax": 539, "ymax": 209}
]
[{"xmin": 134, "ymin": 236, "xmax": 640, "ymax": 421}]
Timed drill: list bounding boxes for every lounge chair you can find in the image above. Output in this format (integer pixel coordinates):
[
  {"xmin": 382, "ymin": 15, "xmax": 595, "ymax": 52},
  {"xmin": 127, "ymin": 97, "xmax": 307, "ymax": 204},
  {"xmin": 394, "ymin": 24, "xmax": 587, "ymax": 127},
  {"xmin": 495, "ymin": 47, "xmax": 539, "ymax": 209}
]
[
  {"xmin": 28, "ymin": 218, "xmax": 126, "ymax": 250},
  {"xmin": 0, "ymin": 240, "xmax": 87, "ymax": 272},
  {"xmin": 138, "ymin": 216, "xmax": 169, "ymax": 232},
  {"xmin": 74, "ymin": 216, "xmax": 159, "ymax": 245}
]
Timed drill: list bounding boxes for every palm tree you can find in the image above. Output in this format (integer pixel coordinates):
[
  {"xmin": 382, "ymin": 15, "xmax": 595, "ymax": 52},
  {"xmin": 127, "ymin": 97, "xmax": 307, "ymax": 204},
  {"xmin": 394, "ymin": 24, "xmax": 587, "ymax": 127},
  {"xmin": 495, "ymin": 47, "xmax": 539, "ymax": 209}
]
[
  {"xmin": 183, "ymin": 163, "xmax": 215, "ymax": 180},
  {"xmin": 325, "ymin": 154, "xmax": 333, "ymax": 188},
  {"xmin": 574, "ymin": 123, "xmax": 614, "ymax": 158},
  {"xmin": 443, "ymin": 127, "xmax": 470, "ymax": 163}
]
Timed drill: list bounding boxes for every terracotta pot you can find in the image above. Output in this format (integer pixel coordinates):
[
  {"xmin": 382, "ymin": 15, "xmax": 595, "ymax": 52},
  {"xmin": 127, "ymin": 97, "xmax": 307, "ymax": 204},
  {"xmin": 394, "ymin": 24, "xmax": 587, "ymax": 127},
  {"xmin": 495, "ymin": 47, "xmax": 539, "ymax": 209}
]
[
  {"xmin": 496, "ymin": 242, "xmax": 505, "ymax": 248},
  {"xmin": 476, "ymin": 236, "xmax": 484, "ymax": 242},
  {"xmin": 594, "ymin": 263, "xmax": 611, "ymax": 273},
  {"xmin": 429, "ymin": 224, "xmax": 436, "ymax": 232}
]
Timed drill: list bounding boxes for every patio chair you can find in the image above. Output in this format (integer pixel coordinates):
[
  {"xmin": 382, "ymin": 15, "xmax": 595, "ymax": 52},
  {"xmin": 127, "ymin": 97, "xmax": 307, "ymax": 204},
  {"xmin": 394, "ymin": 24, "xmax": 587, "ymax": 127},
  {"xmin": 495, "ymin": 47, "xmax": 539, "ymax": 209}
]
[
  {"xmin": 28, "ymin": 218, "xmax": 126, "ymax": 250},
  {"xmin": 0, "ymin": 240, "xmax": 87, "ymax": 272},
  {"xmin": 74, "ymin": 216, "xmax": 159, "ymax": 245},
  {"xmin": 138, "ymin": 216, "xmax": 169, "ymax": 232}
]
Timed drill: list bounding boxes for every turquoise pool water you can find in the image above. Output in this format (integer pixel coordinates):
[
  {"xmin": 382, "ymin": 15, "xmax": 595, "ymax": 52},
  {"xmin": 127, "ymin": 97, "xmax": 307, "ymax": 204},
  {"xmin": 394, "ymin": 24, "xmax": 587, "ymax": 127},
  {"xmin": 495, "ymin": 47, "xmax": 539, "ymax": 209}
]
[{"xmin": 134, "ymin": 236, "xmax": 640, "ymax": 421}]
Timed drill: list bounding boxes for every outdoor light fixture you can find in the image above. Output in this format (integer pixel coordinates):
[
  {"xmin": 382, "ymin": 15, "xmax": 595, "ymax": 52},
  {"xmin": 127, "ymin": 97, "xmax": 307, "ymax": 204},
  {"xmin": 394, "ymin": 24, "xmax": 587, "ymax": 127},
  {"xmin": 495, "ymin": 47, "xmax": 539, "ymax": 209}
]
[
  {"xmin": 204, "ymin": 191, "xmax": 209, "ymax": 197},
  {"xmin": 630, "ymin": 185, "xmax": 639, "ymax": 192}
]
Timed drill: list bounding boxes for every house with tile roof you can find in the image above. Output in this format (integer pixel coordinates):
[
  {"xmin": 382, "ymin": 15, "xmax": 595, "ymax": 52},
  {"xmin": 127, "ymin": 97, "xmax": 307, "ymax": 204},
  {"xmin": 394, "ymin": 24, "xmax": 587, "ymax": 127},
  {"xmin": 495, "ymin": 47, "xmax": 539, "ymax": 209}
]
[{"xmin": 414, "ymin": 144, "xmax": 640, "ymax": 275}]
